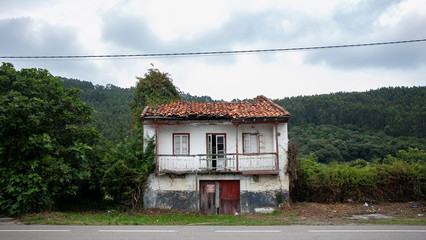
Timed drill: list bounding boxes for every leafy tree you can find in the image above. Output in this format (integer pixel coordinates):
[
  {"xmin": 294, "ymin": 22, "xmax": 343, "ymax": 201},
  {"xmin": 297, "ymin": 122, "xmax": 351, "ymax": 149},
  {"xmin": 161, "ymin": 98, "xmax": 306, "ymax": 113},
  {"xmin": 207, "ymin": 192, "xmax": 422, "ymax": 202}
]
[
  {"xmin": 0, "ymin": 63, "xmax": 101, "ymax": 215},
  {"xmin": 102, "ymin": 67, "xmax": 179, "ymax": 210},
  {"xmin": 101, "ymin": 134, "xmax": 155, "ymax": 209},
  {"xmin": 395, "ymin": 148, "xmax": 426, "ymax": 164},
  {"xmin": 130, "ymin": 67, "xmax": 181, "ymax": 122}
]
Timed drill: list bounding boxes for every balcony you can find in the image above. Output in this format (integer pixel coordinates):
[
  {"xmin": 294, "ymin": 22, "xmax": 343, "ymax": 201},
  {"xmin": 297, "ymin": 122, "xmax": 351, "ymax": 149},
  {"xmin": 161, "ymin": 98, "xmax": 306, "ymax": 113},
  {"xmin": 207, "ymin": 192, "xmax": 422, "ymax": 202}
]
[{"xmin": 156, "ymin": 153, "xmax": 278, "ymax": 174}]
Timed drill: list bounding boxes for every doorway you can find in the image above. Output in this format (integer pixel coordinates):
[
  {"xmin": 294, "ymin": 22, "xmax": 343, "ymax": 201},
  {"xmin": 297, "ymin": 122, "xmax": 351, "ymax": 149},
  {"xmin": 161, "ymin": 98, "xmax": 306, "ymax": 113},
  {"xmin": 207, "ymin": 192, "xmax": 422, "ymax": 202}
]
[
  {"xmin": 199, "ymin": 180, "xmax": 240, "ymax": 215},
  {"xmin": 207, "ymin": 134, "xmax": 225, "ymax": 170}
]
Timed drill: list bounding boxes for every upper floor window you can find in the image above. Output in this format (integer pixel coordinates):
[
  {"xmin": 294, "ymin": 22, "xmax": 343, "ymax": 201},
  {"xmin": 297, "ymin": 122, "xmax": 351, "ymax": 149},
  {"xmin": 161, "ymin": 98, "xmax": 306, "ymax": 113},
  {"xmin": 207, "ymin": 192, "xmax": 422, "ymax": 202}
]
[
  {"xmin": 243, "ymin": 133, "xmax": 264, "ymax": 153},
  {"xmin": 173, "ymin": 133, "xmax": 189, "ymax": 155}
]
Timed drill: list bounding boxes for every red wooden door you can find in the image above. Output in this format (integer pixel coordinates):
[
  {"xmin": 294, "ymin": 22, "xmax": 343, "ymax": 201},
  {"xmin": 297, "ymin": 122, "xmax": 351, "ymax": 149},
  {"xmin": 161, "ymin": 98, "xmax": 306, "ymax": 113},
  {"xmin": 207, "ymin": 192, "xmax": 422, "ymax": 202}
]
[
  {"xmin": 219, "ymin": 180, "xmax": 240, "ymax": 215},
  {"xmin": 199, "ymin": 180, "xmax": 240, "ymax": 215}
]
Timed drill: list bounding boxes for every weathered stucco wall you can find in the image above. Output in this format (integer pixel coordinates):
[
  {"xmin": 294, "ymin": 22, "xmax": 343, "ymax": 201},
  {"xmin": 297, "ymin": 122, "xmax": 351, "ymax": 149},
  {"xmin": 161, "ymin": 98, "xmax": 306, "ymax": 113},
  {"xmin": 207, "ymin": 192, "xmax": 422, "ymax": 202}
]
[
  {"xmin": 143, "ymin": 174, "xmax": 198, "ymax": 210},
  {"xmin": 277, "ymin": 122, "xmax": 290, "ymax": 194},
  {"xmin": 143, "ymin": 173, "xmax": 289, "ymax": 212},
  {"xmin": 142, "ymin": 120, "xmax": 289, "ymax": 213},
  {"xmin": 144, "ymin": 121, "xmax": 277, "ymax": 155}
]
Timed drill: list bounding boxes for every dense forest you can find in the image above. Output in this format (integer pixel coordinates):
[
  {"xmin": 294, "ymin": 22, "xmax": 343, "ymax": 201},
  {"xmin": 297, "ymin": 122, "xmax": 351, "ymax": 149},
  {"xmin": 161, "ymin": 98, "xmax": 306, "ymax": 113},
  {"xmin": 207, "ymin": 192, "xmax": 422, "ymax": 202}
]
[
  {"xmin": 61, "ymin": 78, "xmax": 133, "ymax": 142},
  {"xmin": 290, "ymin": 124, "xmax": 425, "ymax": 163},
  {"xmin": 274, "ymin": 87, "xmax": 425, "ymax": 162},
  {"xmin": 274, "ymin": 87, "xmax": 425, "ymax": 138}
]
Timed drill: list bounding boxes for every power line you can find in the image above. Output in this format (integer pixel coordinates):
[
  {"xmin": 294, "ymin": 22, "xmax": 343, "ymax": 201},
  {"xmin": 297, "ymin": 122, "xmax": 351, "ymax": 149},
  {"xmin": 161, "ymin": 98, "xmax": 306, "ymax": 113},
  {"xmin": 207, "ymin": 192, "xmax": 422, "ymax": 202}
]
[{"xmin": 1, "ymin": 38, "xmax": 425, "ymax": 60}]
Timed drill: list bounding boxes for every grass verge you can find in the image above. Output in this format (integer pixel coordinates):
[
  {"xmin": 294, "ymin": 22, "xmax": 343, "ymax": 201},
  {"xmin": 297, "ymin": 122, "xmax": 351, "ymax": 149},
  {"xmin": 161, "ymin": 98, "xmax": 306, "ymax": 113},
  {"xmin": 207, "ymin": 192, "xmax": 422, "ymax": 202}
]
[
  {"xmin": 19, "ymin": 210, "xmax": 425, "ymax": 226},
  {"xmin": 20, "ymin": 211, "xmax": 292, "ymax": 226}
]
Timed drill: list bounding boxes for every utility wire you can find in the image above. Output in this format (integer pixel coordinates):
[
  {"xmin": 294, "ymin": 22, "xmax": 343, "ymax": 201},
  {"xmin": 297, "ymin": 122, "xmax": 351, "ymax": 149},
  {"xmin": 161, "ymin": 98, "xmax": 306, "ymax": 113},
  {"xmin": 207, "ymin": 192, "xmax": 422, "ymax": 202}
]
[{"xmin": 1, "ymin": 38, "xmax": 425, "ymax": 60}]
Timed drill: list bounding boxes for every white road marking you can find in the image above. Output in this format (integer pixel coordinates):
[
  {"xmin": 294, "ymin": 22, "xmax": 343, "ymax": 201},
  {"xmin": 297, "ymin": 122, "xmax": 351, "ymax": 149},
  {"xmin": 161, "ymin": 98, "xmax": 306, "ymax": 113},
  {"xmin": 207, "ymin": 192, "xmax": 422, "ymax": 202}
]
[
  {"xmin": 0, "ymin": 230, "xmax": 70, "ymax": 232},
  {"xmin": 309, "ymin": 230, "xmax": 426, "ymax": 233},
  {"xmin": 215, "ymin": 230, "xmax": 281, "ymax": 233},
  {"xmin": 98, "ymin": 230, "xmax": 177, "ymax": 233}
]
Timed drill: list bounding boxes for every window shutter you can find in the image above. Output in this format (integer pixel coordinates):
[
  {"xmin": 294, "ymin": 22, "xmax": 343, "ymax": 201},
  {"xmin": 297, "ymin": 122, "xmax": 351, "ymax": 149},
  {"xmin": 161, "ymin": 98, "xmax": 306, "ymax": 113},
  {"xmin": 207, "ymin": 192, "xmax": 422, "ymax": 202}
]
[
  {"xmin": 181, "ymin": 135, "xmax": 188, "ymax": 154},
  {"xmin": 243, "ymin": 133, "xmax": 258, "ymax": 153},
  {"xmin": 243, "ymin": 134, "xmax": 250, "ymax": 153},
  {"xmin": 249, "ymin": 134, "xmax": 257, "ymax": 153},
  {"xmin": 174, "ymin": 135, "xmax": 181, "ymax": 154}
]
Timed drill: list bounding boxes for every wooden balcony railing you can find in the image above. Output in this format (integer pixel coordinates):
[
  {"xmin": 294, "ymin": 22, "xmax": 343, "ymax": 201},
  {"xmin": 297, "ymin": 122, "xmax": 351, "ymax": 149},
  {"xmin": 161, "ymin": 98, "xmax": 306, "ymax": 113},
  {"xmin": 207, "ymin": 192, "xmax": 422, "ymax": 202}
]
[{"xmin": 156, "ymin": 153, "xmax": 278, "ymax": 173}]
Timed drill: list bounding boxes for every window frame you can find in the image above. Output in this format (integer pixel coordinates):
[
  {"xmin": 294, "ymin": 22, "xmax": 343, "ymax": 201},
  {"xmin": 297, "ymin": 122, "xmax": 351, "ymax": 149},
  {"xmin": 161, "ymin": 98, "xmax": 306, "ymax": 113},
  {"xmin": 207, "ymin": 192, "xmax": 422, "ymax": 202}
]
[
  {"xmin": 242, "ymin": 133, "xmax": 264, "ymax": 154},
  {"xmin": 206, "ymin": 133, "xmax": 227, "ymax": 157},
  {"xmin": 173, "ymin": 133, "xmax": 190, "ymax": 155}
]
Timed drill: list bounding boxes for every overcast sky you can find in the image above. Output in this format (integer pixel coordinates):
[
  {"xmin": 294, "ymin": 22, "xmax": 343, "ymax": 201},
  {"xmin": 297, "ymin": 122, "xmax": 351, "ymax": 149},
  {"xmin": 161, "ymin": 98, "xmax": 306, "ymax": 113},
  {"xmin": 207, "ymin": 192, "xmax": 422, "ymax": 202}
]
[{"xmin": 1, "ymin": 0, "xmax": 425, "ymax": 100}]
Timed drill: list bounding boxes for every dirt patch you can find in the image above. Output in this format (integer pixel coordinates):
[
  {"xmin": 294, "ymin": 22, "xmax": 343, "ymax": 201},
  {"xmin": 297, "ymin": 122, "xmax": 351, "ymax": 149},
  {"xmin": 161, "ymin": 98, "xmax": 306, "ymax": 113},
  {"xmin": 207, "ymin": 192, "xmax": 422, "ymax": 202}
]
[
  {"xmin": 131, "ymin": 208, "xmax": 201, "ymax": 216},
  {"xmin": 272, "ymin": 202, "xmax": 425, "ymax": 224}
]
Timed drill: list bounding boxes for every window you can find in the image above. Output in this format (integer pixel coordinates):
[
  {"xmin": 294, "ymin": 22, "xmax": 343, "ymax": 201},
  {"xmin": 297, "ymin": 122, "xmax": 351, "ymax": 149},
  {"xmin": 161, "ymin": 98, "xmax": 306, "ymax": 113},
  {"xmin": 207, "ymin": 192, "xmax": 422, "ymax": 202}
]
[
  {"xmin": 243, "ymin": 133, "xmax": 264, "ymax": 153},
  {"xmin": 173, "ymin": 134, "xmax": 189, "ymax": 155}
]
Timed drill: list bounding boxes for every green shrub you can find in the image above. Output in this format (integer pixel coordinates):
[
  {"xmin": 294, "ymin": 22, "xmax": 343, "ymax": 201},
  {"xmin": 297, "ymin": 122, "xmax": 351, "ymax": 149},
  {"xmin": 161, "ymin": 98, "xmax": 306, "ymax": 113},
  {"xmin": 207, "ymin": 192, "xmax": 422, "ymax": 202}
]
[
  {"xmin": 292, "ymin": 149, "xmax": 425, "ymax": 203},
  {"xmin": 0, "ymin": 63, "xmax": 102, "ymax": 216},
  {"xmin": 101, "ymin": 130, "xmax": 155, "ymax": 210}
]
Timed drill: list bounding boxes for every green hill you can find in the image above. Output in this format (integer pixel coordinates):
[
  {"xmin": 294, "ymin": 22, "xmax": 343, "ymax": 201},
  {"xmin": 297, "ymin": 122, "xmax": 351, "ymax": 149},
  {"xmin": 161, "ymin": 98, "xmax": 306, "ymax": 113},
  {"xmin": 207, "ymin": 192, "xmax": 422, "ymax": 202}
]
[
  {"xmin": 61, "ymin": 78, "xmax": 132, "ymax": 142},
  {"xmin": 274, "ymin": 87, "xmax": 425, "ymax": 138},
  {"xmin": 272, "ymin": 87, "xmax": 425, "ymax": 162}
]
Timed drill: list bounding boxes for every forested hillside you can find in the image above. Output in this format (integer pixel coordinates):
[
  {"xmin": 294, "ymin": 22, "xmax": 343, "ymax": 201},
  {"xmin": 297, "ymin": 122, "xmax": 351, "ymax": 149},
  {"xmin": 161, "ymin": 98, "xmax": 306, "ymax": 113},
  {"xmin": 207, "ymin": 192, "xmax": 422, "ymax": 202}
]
[
  {"xmin": 62, "ymin": 78, "xmax": 132, "ymax": 142},
  {"xmin": 63, "ymin": 78, "xmax": 425, "ymax": 163},
  {"xmin": 274, "ymin": 87, "xmax": 425, "ymax": 138},
  {"xmin": 273, "ymin": 87, "xmax": 426, "ymax": 162},
  {"xmin": 180, "ymin": 92, "xmax": 218, "ymax": 102},
  {"xmin": 289, "ymin": 124, "xmax": 425, "ymax": 163}
]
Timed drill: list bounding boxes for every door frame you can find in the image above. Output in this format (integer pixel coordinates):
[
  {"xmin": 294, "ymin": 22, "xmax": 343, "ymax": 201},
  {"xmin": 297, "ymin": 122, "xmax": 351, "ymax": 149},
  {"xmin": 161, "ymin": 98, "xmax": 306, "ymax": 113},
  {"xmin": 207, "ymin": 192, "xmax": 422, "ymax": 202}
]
[
  {"xmin": 206, "ymin": 133, "xmax": 227, "ymax": 169},
  {"xmin": 199, "ymin": 180, "xmax": 240, "ymax": 215}
]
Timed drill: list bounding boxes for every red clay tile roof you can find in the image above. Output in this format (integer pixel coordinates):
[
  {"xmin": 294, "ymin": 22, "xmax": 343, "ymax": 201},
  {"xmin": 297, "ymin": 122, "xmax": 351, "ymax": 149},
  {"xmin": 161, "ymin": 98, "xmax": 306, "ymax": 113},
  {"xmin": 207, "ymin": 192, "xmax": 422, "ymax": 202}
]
[{"xmin": 141, "ymin": 95, "xmax": 290, "ymax": 120}]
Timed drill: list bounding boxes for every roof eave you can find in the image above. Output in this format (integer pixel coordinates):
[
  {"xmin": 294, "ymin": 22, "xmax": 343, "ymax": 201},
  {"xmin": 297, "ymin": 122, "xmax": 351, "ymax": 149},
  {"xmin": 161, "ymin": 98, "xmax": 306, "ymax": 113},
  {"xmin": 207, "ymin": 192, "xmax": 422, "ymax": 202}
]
[{"xmin": 142, "ymin": 115, "xmax": 290, "ymax": 123}]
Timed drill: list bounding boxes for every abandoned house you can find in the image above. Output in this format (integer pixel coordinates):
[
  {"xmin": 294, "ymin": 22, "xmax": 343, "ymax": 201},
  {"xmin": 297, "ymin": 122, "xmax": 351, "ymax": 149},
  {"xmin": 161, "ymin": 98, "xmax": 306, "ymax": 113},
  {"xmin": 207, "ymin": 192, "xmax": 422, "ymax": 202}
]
[{"xmin": 141, "ymin": 95, "xmax": 290, "ymax": 214}]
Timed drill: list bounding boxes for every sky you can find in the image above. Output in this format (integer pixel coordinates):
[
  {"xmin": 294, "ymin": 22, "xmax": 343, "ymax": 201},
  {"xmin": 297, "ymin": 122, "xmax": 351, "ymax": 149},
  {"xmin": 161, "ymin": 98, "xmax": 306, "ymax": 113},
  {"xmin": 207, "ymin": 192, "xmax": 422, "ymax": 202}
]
[{"xmin": 1, "ymin": 0, "xmax": 425, "ymax": 100}]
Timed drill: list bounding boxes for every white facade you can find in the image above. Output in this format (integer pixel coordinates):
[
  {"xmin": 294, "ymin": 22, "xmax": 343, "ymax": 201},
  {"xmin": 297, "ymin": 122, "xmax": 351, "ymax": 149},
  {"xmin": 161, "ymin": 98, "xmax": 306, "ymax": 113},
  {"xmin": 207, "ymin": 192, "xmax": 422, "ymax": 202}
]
[{"xmin": 143, "ymin": 119, "xmax": 290, "ymax": 213}]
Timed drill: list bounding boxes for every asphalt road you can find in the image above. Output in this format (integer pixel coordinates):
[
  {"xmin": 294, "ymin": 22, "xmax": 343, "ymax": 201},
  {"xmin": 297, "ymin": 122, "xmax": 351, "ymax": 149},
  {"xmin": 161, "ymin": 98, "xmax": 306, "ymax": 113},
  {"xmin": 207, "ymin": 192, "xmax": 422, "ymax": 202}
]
[{"xmin": 1, "ymin": 224, "xmax": 425, "ymax": 240}]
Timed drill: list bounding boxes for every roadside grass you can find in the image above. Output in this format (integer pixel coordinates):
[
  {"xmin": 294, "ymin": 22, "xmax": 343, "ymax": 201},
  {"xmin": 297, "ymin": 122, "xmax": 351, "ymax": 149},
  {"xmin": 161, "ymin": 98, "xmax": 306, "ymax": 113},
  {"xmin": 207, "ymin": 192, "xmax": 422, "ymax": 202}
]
[
  {"xmin": 21, "ymin": 211, "xmax": 292, "ymax": 225},
  {"xmin": 20, "ymin": 210, "xmax": 425, "ymax": 225}
]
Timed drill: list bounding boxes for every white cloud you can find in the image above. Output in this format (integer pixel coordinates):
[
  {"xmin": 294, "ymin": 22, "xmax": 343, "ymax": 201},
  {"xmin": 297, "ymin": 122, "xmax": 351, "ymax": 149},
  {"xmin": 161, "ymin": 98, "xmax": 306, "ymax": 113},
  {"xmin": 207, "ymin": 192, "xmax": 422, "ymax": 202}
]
[{"xmin": 1, "ymin": 0, "xmax": 425, "ymax": 100}]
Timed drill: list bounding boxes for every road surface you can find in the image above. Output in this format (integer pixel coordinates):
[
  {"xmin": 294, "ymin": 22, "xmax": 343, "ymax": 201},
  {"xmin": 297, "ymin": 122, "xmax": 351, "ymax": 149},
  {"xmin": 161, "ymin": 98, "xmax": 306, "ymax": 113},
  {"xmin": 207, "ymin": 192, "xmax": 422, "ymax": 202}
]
[{"xmin": 1, "ymin": 224, "xmax": 425, "ymax": 240}]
